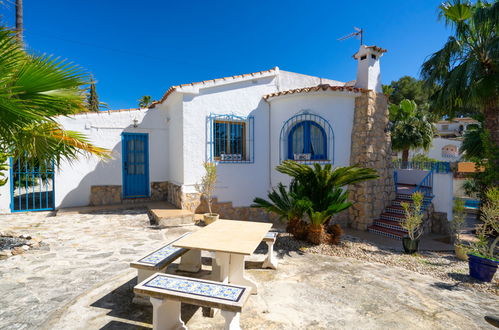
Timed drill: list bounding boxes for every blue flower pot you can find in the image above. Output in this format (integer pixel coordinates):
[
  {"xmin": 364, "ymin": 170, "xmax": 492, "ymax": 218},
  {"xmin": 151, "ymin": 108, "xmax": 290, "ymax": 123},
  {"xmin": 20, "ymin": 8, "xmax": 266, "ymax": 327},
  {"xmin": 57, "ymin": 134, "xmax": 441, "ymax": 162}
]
[{"xmin": 467, "ymin": 254, "xmax": 499, "ymax": 282}]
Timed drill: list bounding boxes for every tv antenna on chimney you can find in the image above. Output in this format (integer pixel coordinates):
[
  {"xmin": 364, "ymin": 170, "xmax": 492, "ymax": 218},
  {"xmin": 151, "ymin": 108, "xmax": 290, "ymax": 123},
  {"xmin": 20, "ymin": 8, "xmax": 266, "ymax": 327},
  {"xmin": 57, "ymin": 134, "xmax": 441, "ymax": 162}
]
[{"xmin": 337, "ymin": 27, "xmax": 363, "ymax": 45}]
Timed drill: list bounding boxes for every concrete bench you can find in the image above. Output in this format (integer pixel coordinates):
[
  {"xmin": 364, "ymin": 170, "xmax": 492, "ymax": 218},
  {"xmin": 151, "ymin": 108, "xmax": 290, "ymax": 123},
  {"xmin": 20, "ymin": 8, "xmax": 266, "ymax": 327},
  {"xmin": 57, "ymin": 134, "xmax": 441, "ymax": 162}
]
[
  {"xmin": 134, "ymin": 273, "xmax": 251, "ymax": 330},
  {"xmin": 130, "ymin": 233, "xmax": 202, "ymax": 303},
  {"xmin": 262, "ymin": 231, "xmax": 278, "ymax": 270}
]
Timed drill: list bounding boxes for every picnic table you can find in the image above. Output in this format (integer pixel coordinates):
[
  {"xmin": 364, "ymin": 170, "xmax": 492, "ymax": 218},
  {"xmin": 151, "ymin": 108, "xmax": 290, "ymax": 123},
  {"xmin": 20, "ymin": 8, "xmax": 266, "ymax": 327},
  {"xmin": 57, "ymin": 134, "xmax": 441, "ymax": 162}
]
[{"xmin": 173, "ymin": 219, "xmax": 272, "ymax": 294}]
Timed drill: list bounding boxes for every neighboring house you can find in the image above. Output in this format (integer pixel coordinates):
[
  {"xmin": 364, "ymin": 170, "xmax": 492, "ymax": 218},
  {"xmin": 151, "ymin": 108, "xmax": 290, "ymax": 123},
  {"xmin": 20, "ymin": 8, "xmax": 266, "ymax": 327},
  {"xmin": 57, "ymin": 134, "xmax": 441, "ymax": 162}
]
[
  {"xmin": 0, "ymin": 45, "xmax": 396, "ymax": 231},
  {"xmin": 401, "ymin": 117, "xmax": 479, "ymax": 162}
]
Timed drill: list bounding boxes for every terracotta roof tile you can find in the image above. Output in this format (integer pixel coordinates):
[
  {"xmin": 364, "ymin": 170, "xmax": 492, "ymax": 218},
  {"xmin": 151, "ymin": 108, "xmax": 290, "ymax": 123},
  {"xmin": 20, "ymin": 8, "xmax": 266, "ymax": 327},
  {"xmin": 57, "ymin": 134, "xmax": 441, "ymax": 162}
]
[{"xmin": 263, "ymin": 84, "xmax": 367, "ymax": 100}]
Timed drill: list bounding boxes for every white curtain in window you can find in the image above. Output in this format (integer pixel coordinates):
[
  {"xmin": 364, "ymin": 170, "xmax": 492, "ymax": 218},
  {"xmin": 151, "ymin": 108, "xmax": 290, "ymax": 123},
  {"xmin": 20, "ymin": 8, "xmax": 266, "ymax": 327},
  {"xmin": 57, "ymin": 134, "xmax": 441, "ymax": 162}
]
[
  {"xmin": 292, "ymin": 124, "xmax": 305, "ymax": 154},
  {"xmin": 310, "ymin": 125, "xmax": 324, "ymax": 157}
]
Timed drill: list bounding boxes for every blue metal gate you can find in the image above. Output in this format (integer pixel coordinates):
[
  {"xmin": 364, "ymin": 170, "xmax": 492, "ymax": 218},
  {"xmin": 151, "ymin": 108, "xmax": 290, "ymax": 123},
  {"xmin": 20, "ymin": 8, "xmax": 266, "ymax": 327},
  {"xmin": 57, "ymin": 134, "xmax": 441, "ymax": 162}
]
[
  {"xmin": 122, "ymin": 133, "xmax": 150, "ymax": 198},
  {"xmin": 10, "ymin": 158, "xmax": 55, "ymax": 212}
]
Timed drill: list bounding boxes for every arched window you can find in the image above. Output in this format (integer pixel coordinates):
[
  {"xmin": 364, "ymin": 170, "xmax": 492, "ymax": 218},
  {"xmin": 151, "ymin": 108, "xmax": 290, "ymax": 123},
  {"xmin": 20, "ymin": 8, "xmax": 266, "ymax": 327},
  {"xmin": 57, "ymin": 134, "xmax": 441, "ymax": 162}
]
[{"xmin": 287, "ymin": 120, "xmax": 327, "ymax": 161}]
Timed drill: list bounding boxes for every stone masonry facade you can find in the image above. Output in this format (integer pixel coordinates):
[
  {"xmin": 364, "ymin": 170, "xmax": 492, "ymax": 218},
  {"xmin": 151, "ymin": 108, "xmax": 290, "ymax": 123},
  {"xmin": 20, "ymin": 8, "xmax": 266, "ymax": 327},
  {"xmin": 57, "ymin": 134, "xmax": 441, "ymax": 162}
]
[
  {"xmin": 89, "ymin": 181, "xmax": 170, "ymax": 206},
  {"xmin": 348, "ymin": 91, "xmax": 395, "ymax": 230}
]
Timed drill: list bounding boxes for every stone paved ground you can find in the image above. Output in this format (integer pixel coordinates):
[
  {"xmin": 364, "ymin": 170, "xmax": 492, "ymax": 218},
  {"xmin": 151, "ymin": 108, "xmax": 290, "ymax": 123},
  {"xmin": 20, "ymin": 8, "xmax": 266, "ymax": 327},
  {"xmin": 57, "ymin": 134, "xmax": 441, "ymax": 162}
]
[{"xmin": 0, "ymin": 209, "xmax": 498, "ymax": 330}]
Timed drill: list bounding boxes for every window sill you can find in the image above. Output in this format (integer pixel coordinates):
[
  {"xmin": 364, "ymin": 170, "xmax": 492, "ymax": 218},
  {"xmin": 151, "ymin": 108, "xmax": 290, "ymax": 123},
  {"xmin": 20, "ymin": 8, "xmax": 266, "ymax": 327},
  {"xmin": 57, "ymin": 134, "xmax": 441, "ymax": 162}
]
[{"xmin": 286, "ymin": 159, "xmax": 332, "ymax": 165}]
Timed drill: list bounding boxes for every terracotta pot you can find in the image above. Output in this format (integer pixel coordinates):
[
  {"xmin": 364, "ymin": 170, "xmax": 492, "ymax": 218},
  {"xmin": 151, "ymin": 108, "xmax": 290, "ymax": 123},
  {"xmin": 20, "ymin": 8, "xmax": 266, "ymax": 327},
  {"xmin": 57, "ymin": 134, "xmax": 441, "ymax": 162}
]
[
  {"xmin": 454, "ymin": 244, "xmax": 469, "ymax": 261},
  {"xmin": 203, "ymin": 213, "xmax": 219, "ymax": 225}
]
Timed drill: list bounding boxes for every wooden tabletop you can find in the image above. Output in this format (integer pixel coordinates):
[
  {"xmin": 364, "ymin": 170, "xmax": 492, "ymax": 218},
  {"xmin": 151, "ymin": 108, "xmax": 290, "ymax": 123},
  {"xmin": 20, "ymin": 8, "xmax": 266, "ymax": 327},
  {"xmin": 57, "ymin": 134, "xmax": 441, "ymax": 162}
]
[{"xmin": 173, "ymin": 220, "xmax": 272, "ymax": 255}]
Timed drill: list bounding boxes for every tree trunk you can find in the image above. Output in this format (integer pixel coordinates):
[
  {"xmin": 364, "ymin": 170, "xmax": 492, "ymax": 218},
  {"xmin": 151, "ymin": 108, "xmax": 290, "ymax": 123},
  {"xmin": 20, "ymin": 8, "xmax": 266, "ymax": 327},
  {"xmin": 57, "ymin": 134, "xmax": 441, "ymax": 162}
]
[
  {"xmin": 402, "ymin": 149, "xmax": 409, "ymax": 162},
  {"xmin": 15, "ymin": 0, "xmax": 23, "ymax": 46},
  {"xmin": 484, "ymin": 103, "xmax": 499, "ymax": 151}
]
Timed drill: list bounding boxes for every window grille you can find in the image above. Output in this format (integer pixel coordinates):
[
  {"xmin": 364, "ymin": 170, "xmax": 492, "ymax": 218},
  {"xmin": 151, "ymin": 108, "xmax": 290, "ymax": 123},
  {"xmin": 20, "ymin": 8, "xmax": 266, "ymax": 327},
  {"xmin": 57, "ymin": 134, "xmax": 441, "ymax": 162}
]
[
  {"xmin": 279, "ymin": 112, "xmax": 334, "ymax": 164},
  {"xmin": 208, "ymin": 114, "xmax": 254, "ymax": 163}
]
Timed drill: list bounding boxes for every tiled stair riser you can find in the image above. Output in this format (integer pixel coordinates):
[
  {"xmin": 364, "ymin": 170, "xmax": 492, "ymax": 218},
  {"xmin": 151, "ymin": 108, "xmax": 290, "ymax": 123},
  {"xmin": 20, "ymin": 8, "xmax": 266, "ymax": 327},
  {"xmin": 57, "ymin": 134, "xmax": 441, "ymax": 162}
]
[
  {"xmin": 380, "ymin": 214, "xmax": 404, "ymax": 222},
  {"xmin": 373, "ymin": 221, "xmax": 408, "ymax": 233},
  {"xmin": 385, "ymin": 207, "xmax": 405, "ymax": 215},
  {"xmin": 367, "ymin": 227, "xmax": 403, "ymax": 240}
]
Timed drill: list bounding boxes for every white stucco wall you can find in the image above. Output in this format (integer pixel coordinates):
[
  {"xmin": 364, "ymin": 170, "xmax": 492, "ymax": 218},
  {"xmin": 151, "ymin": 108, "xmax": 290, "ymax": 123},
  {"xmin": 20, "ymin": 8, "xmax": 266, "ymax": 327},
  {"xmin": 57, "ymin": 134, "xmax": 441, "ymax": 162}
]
[
  {"xmin": 432, "ymin": 172, "xmax": 454, "ymax": 220},
  {"xmin": 268, "ymin": 91, "xmax": 356, "ymax": 187},
  {"xmin": 181, "ymin": 77, "xmax": 276, "ymax": 206},
  {"xmin": 0, "ymin": 168, "xmax": 10, "ymax": 213},
  {"xmin": 396, "ymin": 169, "xmax": 429, "ymax": 186},
  {"xmin": 401, "ymin": 137, "xmax": 463, "ymax": 162},
  {"xmin": 55, "ymin": 108, "xmax": 168, "ymax": 208}
]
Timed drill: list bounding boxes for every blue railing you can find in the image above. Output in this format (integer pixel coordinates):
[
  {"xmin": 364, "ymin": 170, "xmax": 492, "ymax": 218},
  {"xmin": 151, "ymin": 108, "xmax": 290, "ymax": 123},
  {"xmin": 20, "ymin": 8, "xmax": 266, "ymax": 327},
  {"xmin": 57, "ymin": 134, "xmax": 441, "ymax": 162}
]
[
  {"xmin": 393, "ymin": 161, "xmax": 451, "ymax": 174},
  {"xmin": 413, "ymin": 170, "xmax": 434, "ymax": 212},
  {"xmin": 394, "ymin": 171, "xmax": 398, "ymax": 191}
]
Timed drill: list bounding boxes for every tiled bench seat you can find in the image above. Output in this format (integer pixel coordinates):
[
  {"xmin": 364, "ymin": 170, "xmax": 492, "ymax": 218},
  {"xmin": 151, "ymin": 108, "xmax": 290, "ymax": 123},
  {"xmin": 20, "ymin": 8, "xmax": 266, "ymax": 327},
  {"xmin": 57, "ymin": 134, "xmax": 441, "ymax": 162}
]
[
  {"xmin": 262, "ymin": 231, "xmax": 278, "ymax": 270},
  {"xmin": 130, "ymin": 233, "xmax": 202, "ymax": 303},
  {"xmin": 134, "ymin": 273, "xmax": 251, "ymax": 330}
]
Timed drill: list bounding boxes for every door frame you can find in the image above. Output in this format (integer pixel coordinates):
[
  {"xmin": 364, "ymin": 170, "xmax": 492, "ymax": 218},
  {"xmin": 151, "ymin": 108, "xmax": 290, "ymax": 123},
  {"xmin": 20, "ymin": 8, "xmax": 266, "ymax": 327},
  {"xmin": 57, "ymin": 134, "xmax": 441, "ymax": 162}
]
[{"xmin": 121, "ymin": 132, "xmax": 150, "ymax": 198}]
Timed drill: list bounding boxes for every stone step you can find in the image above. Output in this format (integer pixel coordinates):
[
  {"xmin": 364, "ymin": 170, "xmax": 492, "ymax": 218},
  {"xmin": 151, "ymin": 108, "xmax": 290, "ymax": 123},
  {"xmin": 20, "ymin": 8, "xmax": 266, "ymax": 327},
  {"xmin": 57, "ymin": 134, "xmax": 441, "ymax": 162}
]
[
  {"xmin": 148, "ymin": 203, "xmax": 195, "ymax": 227},
  {"xmin": 372, "ymin": 219, "xmax": 408, "ymax": 233},
  {"xmin": 396, "ymin": 193, "xmax": 433, "ymax": 201},
  {"xmin": 367, "ymin": 225, "xmax": 404, "ymax": 240}
]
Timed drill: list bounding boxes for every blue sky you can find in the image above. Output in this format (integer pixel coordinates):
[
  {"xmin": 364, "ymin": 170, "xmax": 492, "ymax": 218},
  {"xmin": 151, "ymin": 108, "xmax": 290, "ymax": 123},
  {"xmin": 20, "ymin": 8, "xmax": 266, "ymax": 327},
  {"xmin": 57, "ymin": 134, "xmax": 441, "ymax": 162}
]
[{"xmin": 0, "ymin": 0, "xmax": 451, "ymax": 110}]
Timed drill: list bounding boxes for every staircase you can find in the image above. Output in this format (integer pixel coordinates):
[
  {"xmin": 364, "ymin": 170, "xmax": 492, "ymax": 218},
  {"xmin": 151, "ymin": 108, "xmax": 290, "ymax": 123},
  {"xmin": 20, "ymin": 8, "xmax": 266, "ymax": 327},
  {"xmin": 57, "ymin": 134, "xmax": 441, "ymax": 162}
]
[{"xmin": 368, "ymin": 187, "xmax": 434, "ymax": 240}]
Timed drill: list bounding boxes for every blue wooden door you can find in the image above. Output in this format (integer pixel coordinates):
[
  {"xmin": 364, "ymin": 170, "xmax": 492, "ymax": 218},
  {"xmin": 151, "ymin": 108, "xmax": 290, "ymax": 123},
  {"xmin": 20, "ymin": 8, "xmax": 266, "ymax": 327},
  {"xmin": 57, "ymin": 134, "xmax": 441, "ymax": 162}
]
[{"xmin": 122, "ymin": 133, "xmax": 150, "ymax": 198}]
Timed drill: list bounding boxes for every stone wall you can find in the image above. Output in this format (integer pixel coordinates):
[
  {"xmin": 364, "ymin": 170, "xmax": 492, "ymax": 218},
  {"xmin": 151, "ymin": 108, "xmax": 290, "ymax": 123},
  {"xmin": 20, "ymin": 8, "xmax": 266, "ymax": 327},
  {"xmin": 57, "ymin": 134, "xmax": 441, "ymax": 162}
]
[
  {"xmin": 89, "ymin": 181, "xmax": 170, "ymax": 206},
  {"xmin": 430, "ymin": 211, "xmax": 451, "ymax": 235},
  {"xmin": 348, "ymin": 91, "xmax": 395, "ymax": 230}
]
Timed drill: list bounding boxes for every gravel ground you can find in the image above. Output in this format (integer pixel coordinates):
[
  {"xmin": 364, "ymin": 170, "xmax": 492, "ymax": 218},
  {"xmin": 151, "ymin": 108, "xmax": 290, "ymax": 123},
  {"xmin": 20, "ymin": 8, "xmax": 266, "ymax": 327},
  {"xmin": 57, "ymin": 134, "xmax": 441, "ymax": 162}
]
[{"xmin": 274, "ymin": 233, "xmax": 499, "ymax": 296}]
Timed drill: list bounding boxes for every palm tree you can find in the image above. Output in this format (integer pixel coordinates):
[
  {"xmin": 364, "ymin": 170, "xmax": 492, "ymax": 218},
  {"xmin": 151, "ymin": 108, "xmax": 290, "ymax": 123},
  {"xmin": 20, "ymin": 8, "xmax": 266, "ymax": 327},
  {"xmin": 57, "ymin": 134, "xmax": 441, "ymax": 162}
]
[
  {"xmin": 138, "ymin": 95, "xmax": 152, "ymax": 108},
  {"xmin": 15, "ymin": 0, "xmax": 23, "ymax": 45},
  {"xmin": 421, "ymin": 0, "xmax": 498, "ymax": 148},
  {"xmin": 0, "ymin": 26, "xmax": 109, "ymax": 169},
  {"xmin": 389, "ymin": 99, "xmax": 434, "ymax": 162}
]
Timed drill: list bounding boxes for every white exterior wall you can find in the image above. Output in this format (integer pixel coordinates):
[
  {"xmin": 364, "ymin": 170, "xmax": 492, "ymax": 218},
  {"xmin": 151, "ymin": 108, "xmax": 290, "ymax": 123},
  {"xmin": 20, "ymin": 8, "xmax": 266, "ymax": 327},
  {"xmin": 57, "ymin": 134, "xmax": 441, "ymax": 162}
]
[
  {"xmin": 164, "ymin": 94, "xmax": 184, "ymax": 185},
  {"xmin": 0, "ymin": 171, "xmax": 10, "ymax": 213},
  {"xmin": 432, "ymin": 172, "xmax": 454, "ymax": 220},
  {"xmin": 396, "ymin": 169, "xmax": 430, "ymax": 185},
  {"xmin": 268, "ymin": 92, "xmax": 356, "ymax": 187},
  {"xmin": 181, "ymin": 77, "xmax": 277, "ymax": 206},
  {"xmin": 403, "ymin": 137, "xmax": 463, "ymax": 162},
  {"xmin": 55, "ymin": 108, "xmax": 168, "ymax": 208}
]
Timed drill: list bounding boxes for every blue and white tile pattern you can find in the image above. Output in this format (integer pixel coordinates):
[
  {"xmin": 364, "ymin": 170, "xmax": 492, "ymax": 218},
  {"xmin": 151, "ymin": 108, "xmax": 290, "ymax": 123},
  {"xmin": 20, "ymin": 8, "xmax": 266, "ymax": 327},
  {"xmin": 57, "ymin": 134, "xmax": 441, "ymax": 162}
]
[
  {"xmin": 145, "ymin": 275, "xmax": 245, "ymax": 302},
  {"xmin": 139, "ymin": 245, "xmax": 185, "ymax": 265}
]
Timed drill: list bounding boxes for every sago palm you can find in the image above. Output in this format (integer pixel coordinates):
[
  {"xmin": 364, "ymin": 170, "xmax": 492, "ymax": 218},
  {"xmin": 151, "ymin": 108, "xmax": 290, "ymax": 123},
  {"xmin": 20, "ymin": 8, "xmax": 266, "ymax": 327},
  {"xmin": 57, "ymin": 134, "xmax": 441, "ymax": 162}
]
[
  {"xmin": 0, "ymin": 26, "xmax": 109, "ymax": 165},
  {"xmin": 421, "ymin": 0, "xmax": 498, "ymax": 147}
]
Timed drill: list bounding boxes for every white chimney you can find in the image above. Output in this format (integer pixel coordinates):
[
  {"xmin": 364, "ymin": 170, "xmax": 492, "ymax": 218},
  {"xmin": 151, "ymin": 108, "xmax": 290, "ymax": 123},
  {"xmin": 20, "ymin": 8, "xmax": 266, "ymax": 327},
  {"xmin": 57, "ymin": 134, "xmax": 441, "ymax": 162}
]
[{"xmin": 353, "ymin": 45, "xmax": 387, "ymax": 93}]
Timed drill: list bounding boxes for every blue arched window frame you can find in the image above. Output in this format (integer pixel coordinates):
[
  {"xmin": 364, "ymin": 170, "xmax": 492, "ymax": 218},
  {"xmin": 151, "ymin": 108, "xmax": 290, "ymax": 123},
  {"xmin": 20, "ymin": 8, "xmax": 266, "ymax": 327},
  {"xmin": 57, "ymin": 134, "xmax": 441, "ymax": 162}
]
[
  {"xmin": 279, "ymin": 112, "xmax": 334, "ymax": 164},
  {"xmin": 287, "ymin": 121, "xmax": 327, "ymax": 160}
]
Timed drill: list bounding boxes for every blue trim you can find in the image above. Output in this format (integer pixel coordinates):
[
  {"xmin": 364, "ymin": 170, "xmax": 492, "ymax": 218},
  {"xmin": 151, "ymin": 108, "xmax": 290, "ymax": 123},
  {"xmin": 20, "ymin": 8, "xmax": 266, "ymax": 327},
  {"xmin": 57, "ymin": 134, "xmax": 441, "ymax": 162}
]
[
  {"xmin": 207, "ymin": 113, "xmax": 255, "ymax": 164},
  {"xmin": 9, "ymin": 158, "xmax": 55, "ymax": 212},
  {"xmin": 287, "ymin": 120, "xmax": 327, "ymax": 160},
  {"xmin": 279, "ymin": 112, "xmax": 334, "ymax": 164},
  {"xmin": 122, "ymin": 132, "xmax": 150, "ymax": 198}
]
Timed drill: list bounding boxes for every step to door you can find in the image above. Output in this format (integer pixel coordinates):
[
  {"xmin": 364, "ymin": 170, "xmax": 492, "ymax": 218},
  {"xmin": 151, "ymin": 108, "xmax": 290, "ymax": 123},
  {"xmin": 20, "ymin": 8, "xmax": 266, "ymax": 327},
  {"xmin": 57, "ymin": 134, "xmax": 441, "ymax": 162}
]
[{"xmin": 148, "ymin": 203, "xmax": 195, "ymax": 227}]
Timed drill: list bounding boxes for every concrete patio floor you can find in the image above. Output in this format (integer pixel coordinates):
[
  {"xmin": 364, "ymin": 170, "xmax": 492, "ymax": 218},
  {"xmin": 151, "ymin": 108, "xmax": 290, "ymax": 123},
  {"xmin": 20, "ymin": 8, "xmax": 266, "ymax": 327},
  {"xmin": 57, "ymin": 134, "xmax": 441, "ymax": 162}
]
[{"xmin": 0, "ymin": 208, "xmax": 497, "ymax": 329}]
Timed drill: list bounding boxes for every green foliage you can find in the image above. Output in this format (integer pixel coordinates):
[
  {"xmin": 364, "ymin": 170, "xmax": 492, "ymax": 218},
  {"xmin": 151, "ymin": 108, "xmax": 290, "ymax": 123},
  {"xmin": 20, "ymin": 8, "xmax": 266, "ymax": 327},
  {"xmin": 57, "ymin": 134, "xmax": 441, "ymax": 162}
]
[
  {"xmin": 470, "ymin": 188, "xmax": 499, "ymax": 260},
  {"xmin": 460, "ymin": 123, "xmax": 486, "ymax": 160},
  {"xmin": 0, "ymin": 25, "xmax": 109, "ymax": 166},
  {"xmin": 87, "ymin": 82, "xmax": 99, "ymax": 112},
  {"xmin": 0, "ymin": 152, "xmax": 8, "ymax": 187},
  {"xmin": 401, "ymin": 192, "xmax": 425, "ymax": 240},
  {"xmin": 252, "ymin": 183, "xmax": 312, "ymax": 222},
  {"xmin": 411, "ymin": 153, "xmax": 438, "ymax": 163},
  {"xmin": 276, "ymin": 160, "xmax": 378, "ymax": 212},
  {"xmin": 384, "ymin": 76, "xmax": 433, "ymax": 108},
  {"xmin": 195, "ymin": 162, "xmax": 217, "ymax": 214},
  {"xmin": 306, "ymin": 187, "xmax": 352, "ymax": 226},
  {"xmin": 451, "ymin": 199, "xmax": 466, "ymax": 244},
  {"xmin": 138, "ymin": 95, "xmax": 152, "ymax": 108},
  {"xmin": 421, "ymin": 0, "xmax": 498, "ymax": 117},
  {"xmin": 389, "ymin": 99, "xmax": 435, "ymax": 160}
]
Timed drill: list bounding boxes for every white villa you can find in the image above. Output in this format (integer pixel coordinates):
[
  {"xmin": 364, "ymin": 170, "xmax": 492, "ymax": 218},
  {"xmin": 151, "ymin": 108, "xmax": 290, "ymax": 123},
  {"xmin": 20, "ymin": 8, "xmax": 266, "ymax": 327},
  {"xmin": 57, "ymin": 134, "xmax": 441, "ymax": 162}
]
[{"xmin": 3, "ymin": 45, "xmax": 456, "ymax": 235}]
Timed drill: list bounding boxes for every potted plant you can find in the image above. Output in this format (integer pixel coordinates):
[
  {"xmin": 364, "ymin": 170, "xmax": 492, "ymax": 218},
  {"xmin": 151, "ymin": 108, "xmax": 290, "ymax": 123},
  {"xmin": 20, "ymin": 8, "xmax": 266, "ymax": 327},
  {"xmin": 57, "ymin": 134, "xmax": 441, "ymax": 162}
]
[
  {"xmin": 400, "ymin": 192, "xmax": 424, "ymax": 254},
  {"xmin": 450, "ymin": 198, "xmax": 469, "ymax": 261},
  {"xmin": 467, "ymin": 188, "xmax": 499, "ymax": 282},
  {"xmin": 196, "ymin": 162, "xmax": 218, "ymax": 225}
]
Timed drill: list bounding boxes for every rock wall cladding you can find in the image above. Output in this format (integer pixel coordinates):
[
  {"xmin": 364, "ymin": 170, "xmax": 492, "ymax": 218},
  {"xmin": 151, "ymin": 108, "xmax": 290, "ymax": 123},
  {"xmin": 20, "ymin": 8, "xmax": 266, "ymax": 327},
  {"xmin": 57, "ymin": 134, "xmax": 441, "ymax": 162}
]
[
  {"xmin": 349, "ymin": 91, "xmax": 395, "ymax": 230},
  {"xmin": 89, "ymin": 181, "xmax": 170, "ymax": 206}
]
